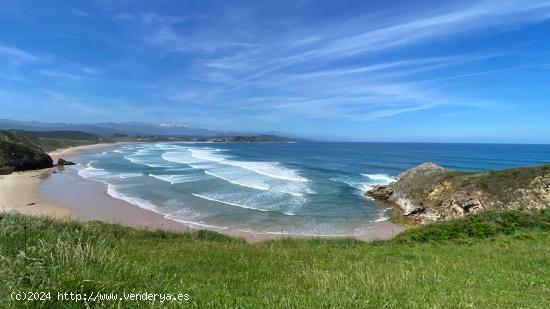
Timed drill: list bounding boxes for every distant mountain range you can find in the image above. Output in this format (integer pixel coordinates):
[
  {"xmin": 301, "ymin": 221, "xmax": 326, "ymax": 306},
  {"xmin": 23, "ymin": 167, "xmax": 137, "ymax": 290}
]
[{"xmin": 0, "ymin": 119, "xmax": 223, "ymax": 137}]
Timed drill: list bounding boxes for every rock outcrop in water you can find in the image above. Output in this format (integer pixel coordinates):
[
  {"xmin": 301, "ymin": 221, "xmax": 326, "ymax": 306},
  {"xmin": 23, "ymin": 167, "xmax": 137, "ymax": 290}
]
[
  {"xmin": 367, "ymin": 162, "xmax": 550, "ymax": 224},
  {"xmin": 57, "ymin": 158, "xmax": 76, "ymax": 166}
]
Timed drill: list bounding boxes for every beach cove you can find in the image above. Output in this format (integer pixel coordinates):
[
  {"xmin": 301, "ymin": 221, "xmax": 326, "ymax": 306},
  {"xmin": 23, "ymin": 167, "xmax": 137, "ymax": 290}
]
[{"xmin": 1, "ymin": 143, "xmax": 406, "ymax": 242}]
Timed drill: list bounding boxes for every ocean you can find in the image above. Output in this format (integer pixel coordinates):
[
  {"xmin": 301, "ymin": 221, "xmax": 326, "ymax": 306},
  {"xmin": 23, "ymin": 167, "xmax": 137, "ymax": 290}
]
[{"xmin": 73, "ymin": 142, "xmax": 550, "ymax": 236}]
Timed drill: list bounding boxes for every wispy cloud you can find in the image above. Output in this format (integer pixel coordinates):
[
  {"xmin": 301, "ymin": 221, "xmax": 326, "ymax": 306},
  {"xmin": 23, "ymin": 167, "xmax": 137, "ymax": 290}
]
[
  {"xmin": 132, "ymin": 0, "xmax": 550, "ymax": 121},
  {"xmin": 0, "ymin": 44, "xmax": 40, "ymax": 63},
  {"xmin": 40, "ymin": 88, "xmax": 126, "ymax": 116},
  {"xmin": 70, "ymin": 8, "xmax": 96, "ymax": 18},
  {"xmin": 39, "ymin": 69, "xmax": 83, "ymax": 80},
  {"xmin": 417, "ymin": 64, "xmax": 546, "ymax": 83},
  {"xmin": 3, "ymin": 0, "xmax": 549, "ymax": 130},
  {"xmin": 81, "ymin": 67, "xmax": 101, "ymax": 75}
]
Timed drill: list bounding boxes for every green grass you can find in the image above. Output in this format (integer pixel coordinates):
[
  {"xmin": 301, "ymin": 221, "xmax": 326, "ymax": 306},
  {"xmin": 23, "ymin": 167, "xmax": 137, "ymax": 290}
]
[
  {"xmin": 0, "ymin": 130, "xmax": 100, "ymax": 153},
  {"xmin": 1, "ymin": 211, "xmax": 549, "ymax": 308},
  {"xmin": 34, "ymin": 138, "xmax": 97, "ymax": 152},
  {"xmin": 396, "ymin": 209, "xmax": 550, "ymax": 242}
]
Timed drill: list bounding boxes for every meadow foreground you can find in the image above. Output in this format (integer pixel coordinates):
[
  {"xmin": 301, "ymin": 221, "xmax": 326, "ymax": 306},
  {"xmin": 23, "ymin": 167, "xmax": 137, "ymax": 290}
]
[{"xmin": 1, "ymin": 210, "xmax": 549, "ymax": 308}]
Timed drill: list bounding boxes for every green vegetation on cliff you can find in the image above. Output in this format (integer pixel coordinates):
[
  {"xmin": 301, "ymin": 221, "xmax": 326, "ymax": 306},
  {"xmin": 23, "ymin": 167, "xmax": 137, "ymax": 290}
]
[
  {"xmin": 1, "ymin": 211, "xmax": 549, "ymax": 308},
  {"xmin": 1, "ymin": 130, "xmax": 105, "ymax": 152},
  {"xmin": 369, "ymin": 163, "xmax": 550, "ymax": 224},
  {"xmin": 0, "ymin": 130, "xmax": 110, "ymax": 172},
  {"xmin": 395, "ymin": 209, "xmax": 550, "ymax": 242},
  {"xmin": 396, "ymin": 164, "xmax": 550, "ymax": 208},
  {"xmin": 0, "ymin": 131, "xmax": 54, "ymax": 172}
]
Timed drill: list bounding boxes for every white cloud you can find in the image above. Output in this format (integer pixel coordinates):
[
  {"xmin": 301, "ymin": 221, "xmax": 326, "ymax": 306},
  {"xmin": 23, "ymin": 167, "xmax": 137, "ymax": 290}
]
[
  {"xmin": 82, "ymin": 67, "xmax": 101, "ymax": 75},
  {"xmin": 166, "ymin": 1, "xmax": 548, "ymax": 120},
  {"xmin": 0, "ymin": 44, "xmax": 39, "ymax": 63},
  {"xmin": 42, "ymin": 1, "xmax": 550, "ymax": 123},
  {"xmin": 39, "ymin": 69, "xmax": 83, "ymax": 80}
]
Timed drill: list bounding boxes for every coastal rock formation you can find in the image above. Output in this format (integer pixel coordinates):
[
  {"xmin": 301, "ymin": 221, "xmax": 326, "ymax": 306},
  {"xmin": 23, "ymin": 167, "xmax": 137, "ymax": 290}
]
[
  {"xmin": 57, "ymin": 158, "xmax": 76, "ymax": 166},
  {"xmin": 0, "ymin": 130, "xmax": 54, "ymax": 173},
  {"xmin": 367, "ymin": 185, "xmax": 393, "ymax": 200},
  {"xmin": 367, "ymin": 162, "xmax": 550, "ymax": 224}
]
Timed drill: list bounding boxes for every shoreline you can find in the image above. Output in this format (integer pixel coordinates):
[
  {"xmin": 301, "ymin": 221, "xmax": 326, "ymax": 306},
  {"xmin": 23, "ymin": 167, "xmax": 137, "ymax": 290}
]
[
  {"xmin": 3, "ymin": 143, "xmax": 406, "ymax": 242},
  {"xmin": 48, "ymin": 142, "xmax": 135, "ymax": 162}
]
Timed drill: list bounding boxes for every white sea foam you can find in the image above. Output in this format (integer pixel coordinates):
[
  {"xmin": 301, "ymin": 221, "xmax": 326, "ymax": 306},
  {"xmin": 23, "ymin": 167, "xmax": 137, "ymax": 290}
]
[
  {"xmin": 191, "ymin": 193, "xmax": 295, "ymax": 215},
  {"xmin": 78, "ymin": 165, "xmax": 110, "ymax": 179},
  {"xmin": 162, "ymin": 147, "xmax": 312, "ymax": 196},
  {"xmin": 361, "ymin": 173, "xmax": 395, "ymax": 184},
  {"xmin": 192, "ymin": 193, "xmax": 270, "ymax": 212},
  {"xmin": 79, "ymin": 166, "xmax": 142, "ymax": 180},
  {"xmin": 186, "ymin": 148, "xmax": 309, "ymax": 182},
  {"xmin": 188, "ymin": 148, "xmax": 225, "ymax": 162},
  {"xmin": 204, "ymin": 166, "xmax": 311, "ymax": 196},
  {"xmin": 361, "ymin": 173, "xmax": 395, "ymax": 193},
  {"xmin": 75, "ymin": 159, "xmax": 230, "ymax": 230},
  {"xmin": 373, "ymin": 216, "xmax": 390, "ymax": 222},
  {"xmin": 124, "ymin": 154, "xmax": 169, "ymax": 168},
  {"xmin": 167, "ymin": 216, "xmax": 229, "ymax": 230},
  {"xmin": 107, "ymin": 185, "xmax": 155, "ymax": 209},
  {"xmin": 162, "ymin": 151, "xmax": 202, "ymax": 165},
  {"xmin": 150, "ymin": 173, "xmax": 207, "ymax": 184},
  {"xmin": 188, "ymin": 163, "xmax": 216, "ymax": 170},
  {"xmin": 330, "ymin": 177, "xmax": 371, "ymax": 192},
  {"xmin": 229, "ymin": 161, "xmax": 308, "ymax": 182},
  {"xmin": 78, "ymin": 161, "xmax": 143, "ymax": 180},
  {"xmin": 331, "ymin": 173, "xmax": 394, "ymax": 195},
  {"xmin": 117, "ymin": 173, "xmax": 143, "ymax": 179},
  {"xmin": 204, "ymin": 170, "xmax": 270, "ymax": 191}
]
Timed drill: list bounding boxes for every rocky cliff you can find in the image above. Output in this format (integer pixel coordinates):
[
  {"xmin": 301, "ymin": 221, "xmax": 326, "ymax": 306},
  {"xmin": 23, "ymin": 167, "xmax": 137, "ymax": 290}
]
[
  {"xmin": 367, "ymin": 163, "xmax": 550, "ymax": 224},
  {"xmin": 0, "ymin": 130, "xmax": 54, "ymax": 173}
]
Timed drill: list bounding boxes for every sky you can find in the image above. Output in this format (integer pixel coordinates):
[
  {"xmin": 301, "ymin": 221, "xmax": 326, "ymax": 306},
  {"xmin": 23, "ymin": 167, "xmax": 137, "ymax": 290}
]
[{"xmin": 1, "ymin": 0, "xmax": 550, "ymax": 143}]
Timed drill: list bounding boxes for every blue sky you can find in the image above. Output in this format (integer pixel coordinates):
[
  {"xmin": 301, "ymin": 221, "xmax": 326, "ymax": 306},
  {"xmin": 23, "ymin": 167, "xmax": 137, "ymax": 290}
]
[{"xmin": 1, "ymin": 0, "xmax": 550, "ymax": 143}]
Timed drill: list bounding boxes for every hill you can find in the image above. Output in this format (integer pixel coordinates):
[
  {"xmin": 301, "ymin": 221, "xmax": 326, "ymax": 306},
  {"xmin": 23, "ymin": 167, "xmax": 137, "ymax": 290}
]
[
  {"xmin": 12, "ymin": 130, "xmax": 106, "ymax": 142},
  {"xmin": 0, "ymin": 120, "xmax": 304, "ymax": 143},
  {"xmin": 0, "ymin": 119, "xmax": 222, "ymax": 136},
  {"xmin": 0, "ymin": 130, "xmax": 107, "ymax": 173},
  {"xmin": 0, "ymin": 131, "xmax": 54, "ymax": 173},
  {"xmin": 368, "ymin": 163, "xmax": 550, "ymax": 224},
  {"xmin": 1, "ymin": 210, "xmax": 549, "ymax": 307}
]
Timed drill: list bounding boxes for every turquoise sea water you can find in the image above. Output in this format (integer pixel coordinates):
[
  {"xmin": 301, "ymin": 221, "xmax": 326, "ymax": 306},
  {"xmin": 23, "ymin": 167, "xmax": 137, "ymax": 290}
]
[{"xmin": 73, "ymin": 142, "xmax": 550, "ymax": 236}]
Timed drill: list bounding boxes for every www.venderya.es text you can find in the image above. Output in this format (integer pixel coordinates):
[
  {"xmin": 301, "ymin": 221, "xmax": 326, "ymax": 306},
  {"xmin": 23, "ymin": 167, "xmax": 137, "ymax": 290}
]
[{"xmin": 11, "ymin": 291, "xmax": 190, "ymax": 303}]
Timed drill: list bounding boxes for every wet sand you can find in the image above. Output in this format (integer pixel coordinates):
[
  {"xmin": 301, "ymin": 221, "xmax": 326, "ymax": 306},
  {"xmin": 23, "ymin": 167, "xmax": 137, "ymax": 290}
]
[
  {"xmin": 4, "ymin": 143, "xmax": 406, "ymax": 242},
  {"xmin": 0, "ymin": 169, "xmax": 74, "ymax": 218},
  {"xmin": 49, "ymin": 143, "xmax": 132, "ymax": 162}
]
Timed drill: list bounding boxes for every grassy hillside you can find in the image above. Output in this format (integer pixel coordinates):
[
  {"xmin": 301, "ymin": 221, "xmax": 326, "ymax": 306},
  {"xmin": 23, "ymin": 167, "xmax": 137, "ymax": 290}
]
[
  {"xmin": 0, "ymin": 131, "xmax": 54, "ymax": 172},
  {"xmin": 0, "ymin": 130, "xmax": 113, "ymax": 172},
  {"xmin": 11, "ymin": 130, "xmax": 107, "ymax": 152},
  {"xmin": 393, "ymin": 164, "xmax": 550, "ymax": 207},
  {"xmin": 1, "ymin": 130, "xmax": 106, "ymax": 152},
  {"xmin": 12, "ymin": 130, "xmax": 106, "ymax": 142},
  {"xmin": 1, "ymin": 210, "xmax": 549, "ymax": 308},
  {"xmin": 370, "ymin": 163, "xmax": 550, "ymax": 224}
]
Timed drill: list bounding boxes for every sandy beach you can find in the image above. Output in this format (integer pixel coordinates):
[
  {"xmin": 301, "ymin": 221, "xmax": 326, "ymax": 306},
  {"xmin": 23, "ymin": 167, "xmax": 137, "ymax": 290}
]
[
  {"xmin": 2, "ymin": 143, "xmax": 406, "ymax": 242},
  {"xmin": 0, "ymin": 170, "xmax": 74, "ymax": 218},
  {"xmin": 48, "ymin": 142, "xmax": 130, "ymax": 162},
  {"xmin": 0, "ymin": 143, "xmax": 124, "ymax": 219}
]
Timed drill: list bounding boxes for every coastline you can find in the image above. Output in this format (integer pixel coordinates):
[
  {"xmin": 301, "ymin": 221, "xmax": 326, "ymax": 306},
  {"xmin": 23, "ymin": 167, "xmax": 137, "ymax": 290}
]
[
  {"xmin": 48, "ymin": 142, "xmax": 134, "ymax": 162},
  {"xmin": 4, "ymin": 143, "xmax": 406, "ymax": 242},
  {"xmin": 0, "ymin": 169, "xmax": 74, "ymax": 218},
  {"xmin": 1, "ymin": 143, "xmax": 128, "ymax": 220}
]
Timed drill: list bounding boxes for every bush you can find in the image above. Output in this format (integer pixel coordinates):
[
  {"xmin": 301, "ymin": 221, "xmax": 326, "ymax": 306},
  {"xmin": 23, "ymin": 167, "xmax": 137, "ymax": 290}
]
[{"xmin": 395, "ymin": 210, "xmax": 550, "ymax": 242}]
